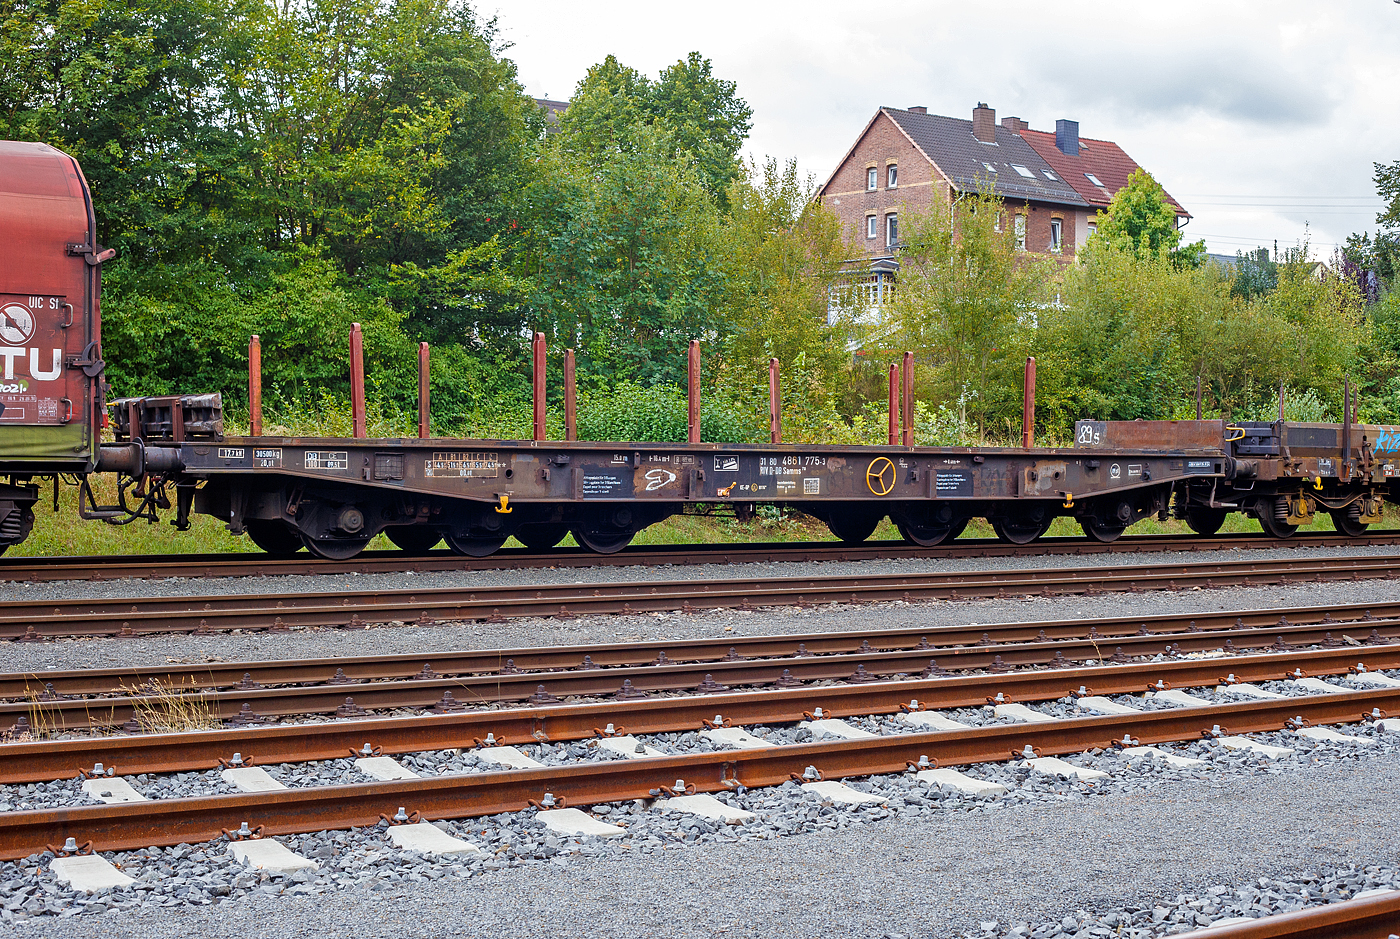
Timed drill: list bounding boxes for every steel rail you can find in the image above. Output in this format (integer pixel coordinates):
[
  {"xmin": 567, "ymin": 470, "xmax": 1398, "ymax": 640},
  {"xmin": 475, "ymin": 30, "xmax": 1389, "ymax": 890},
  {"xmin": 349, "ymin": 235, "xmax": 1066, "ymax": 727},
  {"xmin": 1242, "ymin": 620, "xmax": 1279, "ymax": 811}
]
[
  {"xmin": 6, "ymin": 553, "xmax": 1400, "ymax": 639},
  {"xmin": 1, "ymin": 687, "xmax": 1395, "ymax": 861},
  {"xmin": 4, "ymin": 599, "xmax": 1396, "ymax": 700},
  {"xmin": 7, "ymin": 618, "xmax": 1400, "ymax": 732},
  {"xmin": 4, "ymin": 645, "xmax": 1398, "ymax": 784},
  {"xmin": 2, "ymin": 531, "xmax": 1395, "ymax": 584},
  {"xmin": 1190, "ymin": 891, "xmax": 1400, "ymax": 939}
]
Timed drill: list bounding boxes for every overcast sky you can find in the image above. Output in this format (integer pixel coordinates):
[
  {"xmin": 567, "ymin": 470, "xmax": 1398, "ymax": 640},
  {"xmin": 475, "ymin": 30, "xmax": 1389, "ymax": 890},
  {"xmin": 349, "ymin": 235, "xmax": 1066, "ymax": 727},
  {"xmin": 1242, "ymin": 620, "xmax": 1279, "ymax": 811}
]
[{"xmin": 487, "ymin": 0, "xmax": 1399, "ymax": 260}]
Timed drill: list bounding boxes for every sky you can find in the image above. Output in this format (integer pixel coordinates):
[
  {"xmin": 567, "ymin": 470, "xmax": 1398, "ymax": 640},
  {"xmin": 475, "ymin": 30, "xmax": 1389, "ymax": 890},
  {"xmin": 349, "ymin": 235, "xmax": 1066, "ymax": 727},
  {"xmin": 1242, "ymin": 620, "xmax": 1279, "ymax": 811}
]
[{"xmin": 485, "ymin": 0, "xmax": 1400, "ymax": 260}]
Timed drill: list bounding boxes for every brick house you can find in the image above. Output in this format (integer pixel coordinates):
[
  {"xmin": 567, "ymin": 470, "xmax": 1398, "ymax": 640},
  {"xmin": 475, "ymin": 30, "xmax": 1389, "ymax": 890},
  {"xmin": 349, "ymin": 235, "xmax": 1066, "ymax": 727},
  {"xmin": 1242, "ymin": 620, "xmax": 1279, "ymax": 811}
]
[{"xmin": 817, "ymin": 103, "xmax": 1189, "ymax": 319}]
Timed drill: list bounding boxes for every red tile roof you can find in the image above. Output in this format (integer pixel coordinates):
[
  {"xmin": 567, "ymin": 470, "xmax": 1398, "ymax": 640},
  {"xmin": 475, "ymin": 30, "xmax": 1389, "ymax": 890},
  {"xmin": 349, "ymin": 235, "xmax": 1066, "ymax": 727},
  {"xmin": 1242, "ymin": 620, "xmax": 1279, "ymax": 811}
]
[{"xmin": 1019, "ymin": 129, "xmax": 1189, "ymax": 218}]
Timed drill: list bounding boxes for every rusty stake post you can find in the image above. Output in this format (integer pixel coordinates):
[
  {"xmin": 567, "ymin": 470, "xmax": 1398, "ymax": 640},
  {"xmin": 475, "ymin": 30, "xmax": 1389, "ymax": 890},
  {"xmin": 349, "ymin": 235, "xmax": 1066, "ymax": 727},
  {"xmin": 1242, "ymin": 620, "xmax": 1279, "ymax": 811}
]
[
  {"xmin": 1022, "ymin": 356, "xmax": 1036, "ymax": 449},
  {"xmin": 1342, "ymin": 377, "xmax": 1351, "ymax": 473},
  {"xmin": 687, "ymin": 340, "xmax": 701, "ymax": 444},
  {"xmin": 1196, "ymin": 375, "xmax": 1202, "ymax": 421},
  {"xmin": 350, "ymin": 323, "xmax": 366, "ymax": 439},
  {"xmin": 417, "ymin": 342, "xmax": 430, "ymax": 438},
  {"xmin": 902, "ymin": 351, "xmax": 914, "ymax": 447},
  {"xmin": 1279, "ymin": 381, "xmax": 1286, "ymax": 422},
  {"xmin": 532, "ymin": 332, "xmax": 547, "ymax": 442},
  {"xmin": 887, "ymin": 365, "xmax": 898, "ymax": 445},
  {"xmin": 769, "ymin": 358, "xmax": 781, "ymax": 445},
  {"xmin": 248, "ymin": 335, "xmax": 262, "ymax": 437},
  {"xmin": 565, "ymin": 348, "xmax": 577, "ymax": 442}
]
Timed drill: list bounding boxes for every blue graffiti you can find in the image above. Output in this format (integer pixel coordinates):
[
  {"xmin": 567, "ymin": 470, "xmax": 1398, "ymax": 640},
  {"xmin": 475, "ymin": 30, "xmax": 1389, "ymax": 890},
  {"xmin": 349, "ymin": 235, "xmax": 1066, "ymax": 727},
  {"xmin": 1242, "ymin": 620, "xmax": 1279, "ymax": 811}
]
[{"xmin": 1374, "ymin": 426, "xmax": 1400, "ymax": 455}]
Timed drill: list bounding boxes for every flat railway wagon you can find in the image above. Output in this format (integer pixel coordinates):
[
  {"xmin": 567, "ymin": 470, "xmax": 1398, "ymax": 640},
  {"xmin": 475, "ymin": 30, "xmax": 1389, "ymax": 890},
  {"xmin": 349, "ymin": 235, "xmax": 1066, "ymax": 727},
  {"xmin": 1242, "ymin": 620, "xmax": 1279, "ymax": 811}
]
[{"xmin": 0, "ymin": 142, "xmax": 1394, "ymax": 559}]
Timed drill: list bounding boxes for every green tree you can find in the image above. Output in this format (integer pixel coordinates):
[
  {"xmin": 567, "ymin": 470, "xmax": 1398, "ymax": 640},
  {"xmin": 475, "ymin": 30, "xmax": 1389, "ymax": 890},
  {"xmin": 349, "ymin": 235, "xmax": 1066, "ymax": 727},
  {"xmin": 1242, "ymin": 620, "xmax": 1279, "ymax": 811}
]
[
  {"xmin": 887, "ymin": 188, "xmax": 1054, "ymax": 435},
  {"xmin": 521, "ymin": 124, "xmax": 731, "ymax": 387},
  {"xmin": 720, "ymin": 158, "xmax": 852, "ymax": 430},
  {"xmin": 1094, "ymin": 168, "xmax": 1206, "ymax": 270},
  {"xmin": 554, "ymin": 51, "xmax": 752, "ymax": 204}
]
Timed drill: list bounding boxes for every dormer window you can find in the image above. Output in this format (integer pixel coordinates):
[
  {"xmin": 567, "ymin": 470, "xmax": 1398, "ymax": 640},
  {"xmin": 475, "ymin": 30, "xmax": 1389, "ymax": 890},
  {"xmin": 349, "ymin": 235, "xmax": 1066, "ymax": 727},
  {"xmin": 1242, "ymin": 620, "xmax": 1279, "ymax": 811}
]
[
  {"xmin": 887, "ymin": 164, "xmax": 898, "ymax": 188},
  {"xmin": 867, "ymin": 168, "xmax": 878, "ymax": 190}
]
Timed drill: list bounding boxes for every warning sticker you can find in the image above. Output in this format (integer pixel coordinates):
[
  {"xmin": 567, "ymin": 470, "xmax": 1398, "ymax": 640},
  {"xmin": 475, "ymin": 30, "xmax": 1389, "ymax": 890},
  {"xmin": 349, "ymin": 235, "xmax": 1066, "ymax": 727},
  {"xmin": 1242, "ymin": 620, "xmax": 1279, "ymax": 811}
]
[{"xmin": 425, "ymin": 451, "xmax": 499, "ymax": 478}]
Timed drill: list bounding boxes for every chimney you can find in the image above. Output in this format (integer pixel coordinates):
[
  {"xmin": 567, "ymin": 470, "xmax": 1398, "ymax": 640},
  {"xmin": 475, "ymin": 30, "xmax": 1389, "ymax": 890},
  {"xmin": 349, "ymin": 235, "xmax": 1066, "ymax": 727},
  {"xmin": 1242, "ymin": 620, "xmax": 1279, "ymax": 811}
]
[
  {"xmin": 908, "ymin": 106, "xmax": 927, "ymax": 114},
  {"xmin": 972, "ymin": 103, "xmax": 996, "ymax": 143},
  {"xmin": 1001, "ymin": 116, "xmax": 1028, "ymax": 134},
  {"xmin": 1055, "ymin": 119, "xmax": 1079, "ymax": 154}
]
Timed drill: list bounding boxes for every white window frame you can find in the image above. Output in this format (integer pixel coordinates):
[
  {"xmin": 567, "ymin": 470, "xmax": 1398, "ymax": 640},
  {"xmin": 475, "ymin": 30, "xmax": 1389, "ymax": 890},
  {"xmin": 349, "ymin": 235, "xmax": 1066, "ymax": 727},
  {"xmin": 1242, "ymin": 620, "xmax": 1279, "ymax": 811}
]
[
  {"xmin": 1049, "ymin": 218, "xmax": 1062, "ymax": 253},
  {"xmin": 887, "ymin": 164, "xmax": 898, "ymax": 188},
  {"xmin": 1084, "ymin": 172, "xmax": 1104, "ymax": 187},
  {"xmin": 994, "ymin": 211, "xmax": 1003, "ymax": 233},
  {"xmin": 1014, "ymin": 214, "xmax": 1026, "ymax": 251},
  {"xmin": 1086, "ymin": 221, "xmax": 1097, "ymax": 238},
  {"xmin": 982, "ymin": 162, "xmax": 997, "ymax": 174},
  {"xmin": 866, "ymin": 214, "xmax": 877, "ymax": 239},
  {"xmin": 867, "ymin": 167, "xmax": 878, "ymax": 191},
  {"xmin": 1043, "ymin": 169, "xmax": 1058, "ymax": 181},
  {"xmin": 886, "ymin": 212, "xmax": 898, "ymax": 247},
  {"xmin": 1011, "ymin": 164, "xmax": 1035, "ymax": 179}
]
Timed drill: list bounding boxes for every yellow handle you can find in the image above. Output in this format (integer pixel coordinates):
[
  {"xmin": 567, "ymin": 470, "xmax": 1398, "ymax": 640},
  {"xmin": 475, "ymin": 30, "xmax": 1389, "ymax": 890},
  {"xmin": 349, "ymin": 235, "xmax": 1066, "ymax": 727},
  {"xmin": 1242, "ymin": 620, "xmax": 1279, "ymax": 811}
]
[
  {"xmin": 1314, "ymin": 476, "xmax": 1323, "ymax": 490},
  {"xmin": 866, "ymin": 457, "xmax": 896, "ymax": 496},
  {"xmin": 1224, "ymin": 426, "xmax": 1246, "ymax": 442}
]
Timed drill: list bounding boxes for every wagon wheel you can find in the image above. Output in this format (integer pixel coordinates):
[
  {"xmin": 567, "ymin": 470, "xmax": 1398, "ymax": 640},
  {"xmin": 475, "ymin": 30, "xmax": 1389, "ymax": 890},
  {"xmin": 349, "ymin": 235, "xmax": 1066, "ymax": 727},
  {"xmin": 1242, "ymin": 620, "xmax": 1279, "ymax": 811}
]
[
  {"xmin": 385, "ymin": 526, "xmax": 442, "ymax": 555},
  {"xmin": 1079, "ymin": 518, "xmax": 1126, "ymax": 543},
  {"xmin": 897, "ymin": 518, "xmax": 967, "ymax": 547},
  {"xmin": 1329, "ymin": 509, "xmax": 1368, "ymax": 537},
  {"xmin": 571, "ymin": 527, "xmax": 634, "ymax": 554},
  {"xmin": 991, "ymin": 510, "xmax": 1051, "ymax": 545},
  {"xmin": 1184, "ymin": 506, "xmax": 1227, "ymax": 537},
  {"xmin": 443, "ymin": 533, "xmax": 508, "ymax": 557},
  {"xmin": 1257, "ymin": 498, "xmax": 1298, "ymax": 539},
  {"xmin": 825, "ymin": 510, "xmax": 883, "ymax": 544},
  {"xmin": 515, "ymin": 523, "xmax": 569, "ymax": 551},
  {"xmin": 301, "ymin": 535, "xmax": 371, "ymax": 560},
  {"xmin": 245, "ymin": 520, "xmax": 305, "ymax": 557}
]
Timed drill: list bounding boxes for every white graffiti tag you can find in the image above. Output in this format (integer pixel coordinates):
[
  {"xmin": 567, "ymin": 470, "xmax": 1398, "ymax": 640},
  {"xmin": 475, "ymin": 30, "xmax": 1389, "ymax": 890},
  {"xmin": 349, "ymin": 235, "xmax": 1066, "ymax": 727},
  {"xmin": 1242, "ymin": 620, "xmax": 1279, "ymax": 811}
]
[{"xmin": 644, "ymin": 468, "xmax": 678, "ymax": 491}]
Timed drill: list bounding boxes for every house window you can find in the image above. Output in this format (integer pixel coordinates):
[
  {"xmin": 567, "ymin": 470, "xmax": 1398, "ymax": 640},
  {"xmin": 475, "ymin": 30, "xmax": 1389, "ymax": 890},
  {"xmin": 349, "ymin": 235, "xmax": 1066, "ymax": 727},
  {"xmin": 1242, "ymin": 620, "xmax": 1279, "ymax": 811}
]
[
  {"xmin": 886, "ymin": 213, "xmax": 898, "ymax": 247},
  {"xmin": 1084, "ymin": 172, "xmax": 1104, "ymax": 187},
  {"xmin": 887, "ymin": 164, "xmax": 898, "ymax": 188},
  {"xmin": 982, "ymin": 162, "xmax": 997, "ymax": 174},
  {"xmin": 1043, "ymin": 170, "xmax": 1058, "ymax": 181},
  {"xmin": 994, "ymin": 211, "xmax": 1003, "ymax": 233},
  {"xmin": 1011, "ymin": 164, "xmax": 1035, "ymax": 178},
  {"xmin": 1050, "ymin": 218, "xmax": 1062, "ymax": 253},
  {"xmin": 867, "ymin": 167, "xmax": 878, "ymax": 190},
  {"xmin": 1014, "ymin": 214, "xmax": 1026, "ymax": 250},
  {"xmin": 1087, "ymin": 221, "xmax": 1097, "ymax": 238},
  {"xmin": 866, "ymin": 215, "xmax": 877, "ymax": 239}
]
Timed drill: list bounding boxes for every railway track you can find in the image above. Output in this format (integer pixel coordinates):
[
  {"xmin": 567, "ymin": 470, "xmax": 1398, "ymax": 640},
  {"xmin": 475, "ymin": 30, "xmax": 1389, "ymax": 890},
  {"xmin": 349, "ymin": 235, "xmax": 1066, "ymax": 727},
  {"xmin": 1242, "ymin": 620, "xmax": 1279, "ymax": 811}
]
[
  {"xmin": 6, "ymin": 602, "xmax": 1400, "ymax": 731},
  {"xmin": 7, "ymin": 550, "xmax": 1400, "ymax": 640},
  {"xmin": 1, "ymin": 651, "xmax": 1396, "ymax": 861},
  {"xmin": 0, "ymin": 530, "xmax": 1396, "ymax": 583},
  {"xmin": 5, "ymin": 643, "xmax": 1399, "ymax": 782}
]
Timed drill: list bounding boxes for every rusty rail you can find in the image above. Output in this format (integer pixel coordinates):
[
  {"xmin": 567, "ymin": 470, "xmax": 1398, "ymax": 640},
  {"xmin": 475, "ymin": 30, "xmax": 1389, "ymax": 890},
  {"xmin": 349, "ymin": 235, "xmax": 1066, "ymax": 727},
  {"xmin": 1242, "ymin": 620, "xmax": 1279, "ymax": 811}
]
[
  {"xmin": 1, "ymin": 531, "xmax": 1395, "ymax": 584},
  {"xmin": 1191, "ymin": 891, "xmax": 1400, "ymax": 938},
  {"xmin": 1, "ymin": 687, "xmax": 1395, "ymax": 861},
  {"xmin": 3, "ymin": 645, "xmax": 1398, "ymax": 784},
  {"xmin": 6, "ymin": 552, "xmax": 1400, "ymax": 639}
]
